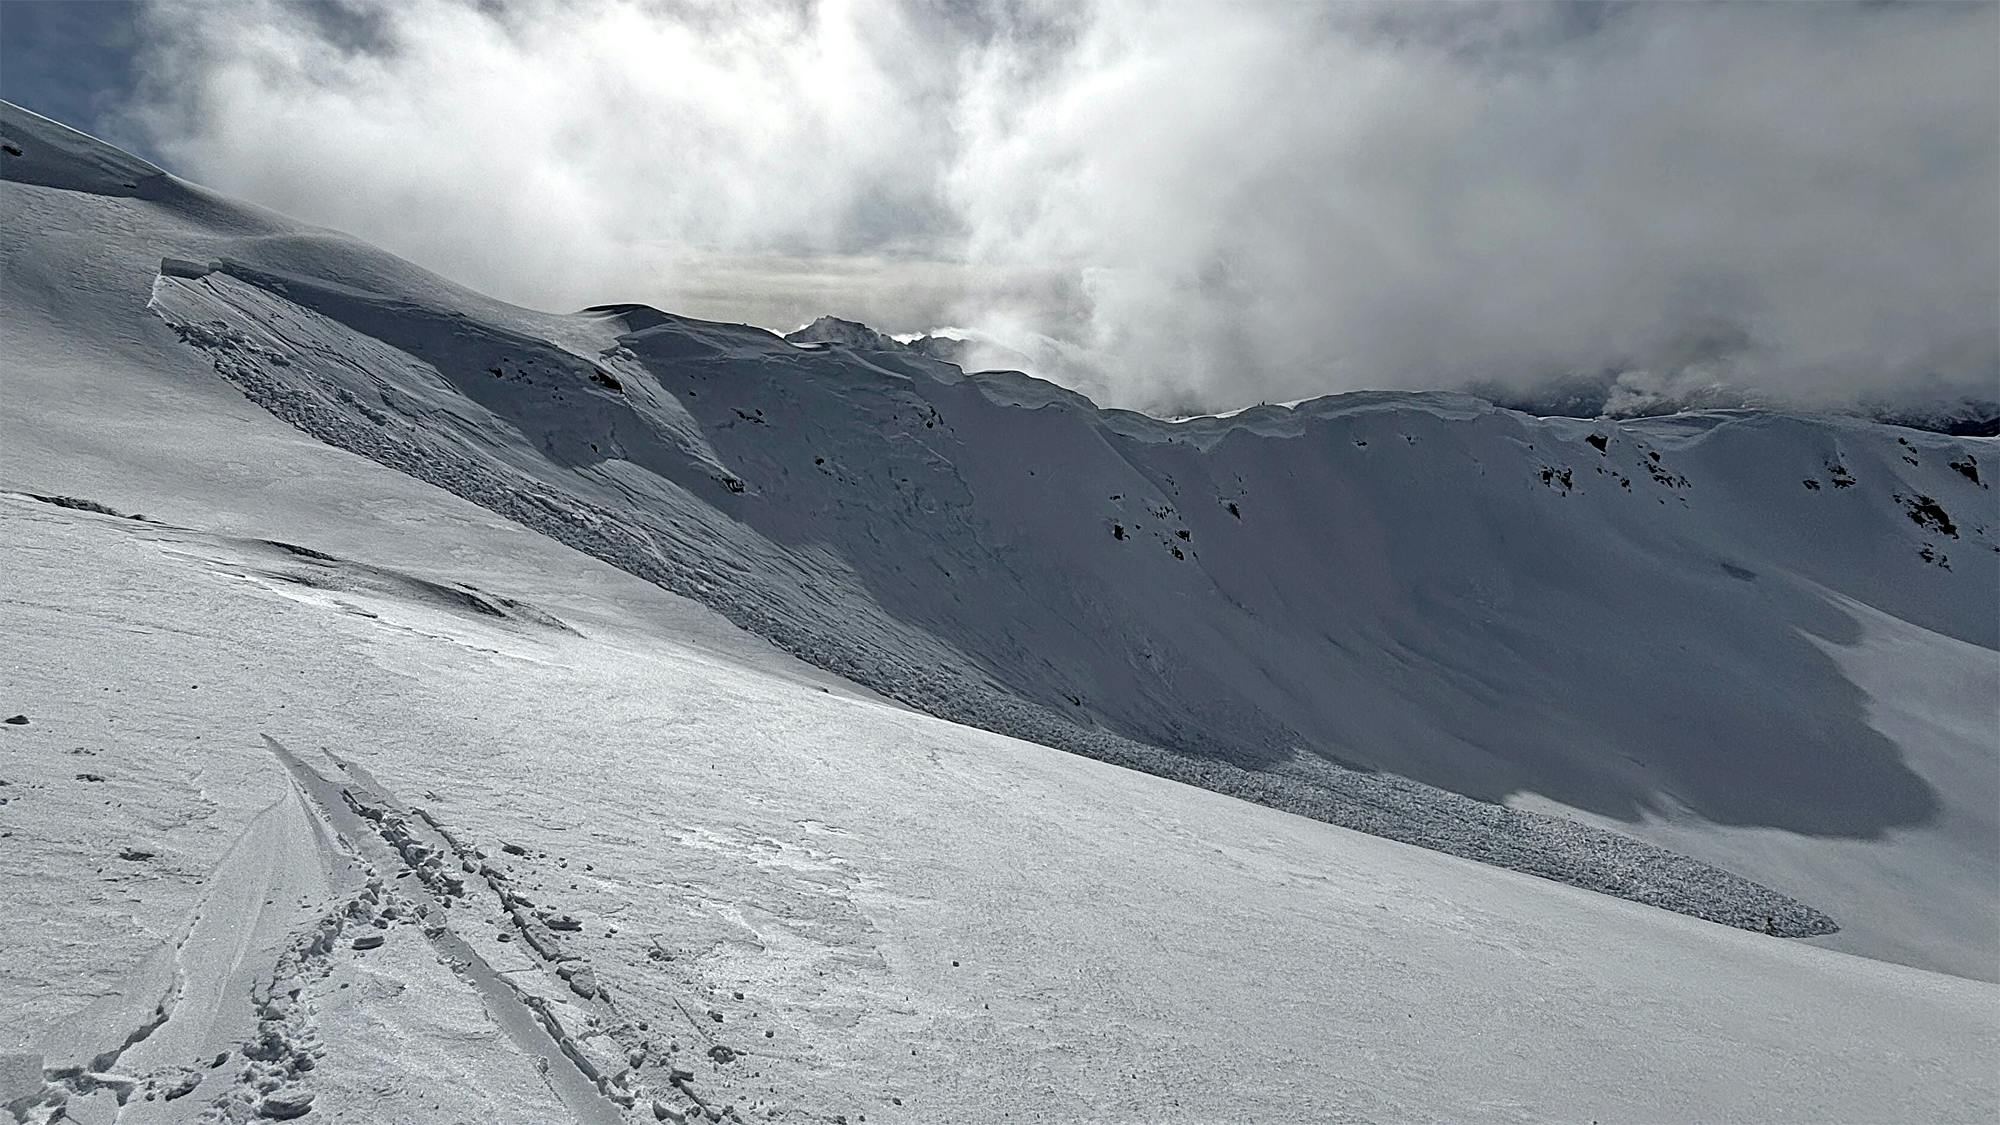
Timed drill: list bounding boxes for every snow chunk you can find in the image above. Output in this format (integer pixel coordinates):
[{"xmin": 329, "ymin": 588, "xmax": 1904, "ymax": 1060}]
[{"xmin": 159, "ymin": 258, "xmax": 215, "ymax": 280}]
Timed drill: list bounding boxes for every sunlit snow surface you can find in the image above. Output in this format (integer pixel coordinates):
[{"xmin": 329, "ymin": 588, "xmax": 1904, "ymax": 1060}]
[
  {"xmin": 3, "ymin": 100, "xmax": 1997, "ymax": 1121},
  {"xmin": 5, "ymin": 498, "xmax": 1995, "ymax": 1123}
]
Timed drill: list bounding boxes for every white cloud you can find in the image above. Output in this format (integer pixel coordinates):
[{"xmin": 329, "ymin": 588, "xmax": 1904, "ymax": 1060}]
[{"xmin": 127, "ymin": 0, "xmax": 1999, "ymax": 414}]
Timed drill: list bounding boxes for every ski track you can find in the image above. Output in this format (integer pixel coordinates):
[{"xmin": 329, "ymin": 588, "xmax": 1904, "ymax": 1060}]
[
  {"xmin": 258, "ymin": 735, "xmax": 632, "ymax": 1125},
  {"xmin": 270, "ymin": 735, "xmax": 795, "ymax": 1124},
  {"xmin": 6, "ymin": 721, "xmax": 778, "ymax": 1124},
  {"xmin": 13, "ymin": 773, "xmax": 351, "ymax": 1124}
]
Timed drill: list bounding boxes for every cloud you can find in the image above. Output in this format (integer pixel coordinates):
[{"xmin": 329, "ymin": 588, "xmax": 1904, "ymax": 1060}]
[
  {"xmin": 125, "ymin": 0, "xmax": 1998, "ymax": 414},
  {"xmin": 126, "ymin": 0, "xmax": 967, "ymax": 318}
]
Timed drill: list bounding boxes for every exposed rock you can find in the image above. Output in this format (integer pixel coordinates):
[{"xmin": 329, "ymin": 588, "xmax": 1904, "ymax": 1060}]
[{"xmin": 1899, "ymin": 494, "xmax": 1959, "ymax": 538}]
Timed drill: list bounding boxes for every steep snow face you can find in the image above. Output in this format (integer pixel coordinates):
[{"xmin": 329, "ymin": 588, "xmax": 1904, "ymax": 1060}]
[
  {"xmin": 139, "ymin": 263, "xmax": 1856, "ymax": 941},
  {"xmin": 149, "ymin": 260, "xmax": 2000, "ymax": 836},
  {"xmin": 5, "ymin": 101, "xmax": 1997, "ymax": 980}
]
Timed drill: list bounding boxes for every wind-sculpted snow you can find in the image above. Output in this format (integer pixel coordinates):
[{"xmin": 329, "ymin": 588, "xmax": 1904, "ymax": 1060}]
[
  {"xmin": 140, "ymin": 263, "xmax": 1922, "ymax": 937},
  {"xmin": 0, "ymin": 102, "xmax": 168, "ymax": 199}
]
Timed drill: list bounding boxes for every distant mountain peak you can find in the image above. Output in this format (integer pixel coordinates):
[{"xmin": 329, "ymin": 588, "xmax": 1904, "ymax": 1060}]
[{"xmin": 783, "ymin": 315, "xmax": 905, "ymax": 351}]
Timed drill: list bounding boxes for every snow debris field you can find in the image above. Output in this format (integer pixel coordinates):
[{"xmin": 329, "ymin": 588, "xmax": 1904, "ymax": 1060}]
[{"xmin": 3, "ymin": 100, "xmax": 1996, "ymax": 1122}]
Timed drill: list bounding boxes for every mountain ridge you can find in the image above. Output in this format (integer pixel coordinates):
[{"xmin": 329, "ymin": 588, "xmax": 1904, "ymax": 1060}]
[{"xmin": 6, "ymin": 100, "xmax": 1996, "ymax": 980}]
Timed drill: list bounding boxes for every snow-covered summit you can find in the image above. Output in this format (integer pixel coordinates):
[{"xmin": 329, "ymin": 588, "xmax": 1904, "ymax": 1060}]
[
  {"xmin": 780, "ymin": 316, "xmax": 1017, "ymax": 376},
  {"xmin": 782, "ymin": 314, "xmax": 906, "ymax": 351}
]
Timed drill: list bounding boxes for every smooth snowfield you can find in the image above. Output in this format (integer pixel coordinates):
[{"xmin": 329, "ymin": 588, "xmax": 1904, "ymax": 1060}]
[{"xmin": 2, "ymin": 496, "xmax": 1995, "ymax": 1123}]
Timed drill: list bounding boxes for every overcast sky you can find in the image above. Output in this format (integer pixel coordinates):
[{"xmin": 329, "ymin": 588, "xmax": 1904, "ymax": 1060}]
[{"xmin": 5, "ymin": 0, "xmax": 1995, "ymax": 414}]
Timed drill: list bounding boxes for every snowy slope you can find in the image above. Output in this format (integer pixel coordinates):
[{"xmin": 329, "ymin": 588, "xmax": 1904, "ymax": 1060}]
[
  {"xmin": 7, "ymin": 101, "xmax": 1998, "ymax": 980},
  {"xmin": 3, "ymin": 99, "xmax": 1999, "ymax": 1121},
  {"xmin": 4, "ymin": 494, "xmax": 1996, "ymax": 1124}
]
